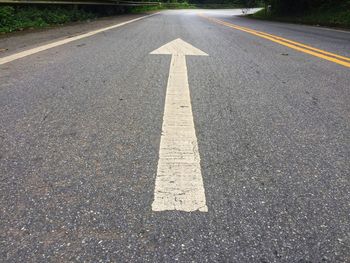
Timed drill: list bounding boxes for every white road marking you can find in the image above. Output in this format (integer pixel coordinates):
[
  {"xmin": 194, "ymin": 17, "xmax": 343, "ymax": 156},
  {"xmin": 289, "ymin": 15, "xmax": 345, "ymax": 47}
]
[
  {"xmin": 150, "ymin": 39, "xmax": 208, "ymax": 212},
  {"xmin": 0, "ymin": 13, "xmax": 158, "ymax": 65}
]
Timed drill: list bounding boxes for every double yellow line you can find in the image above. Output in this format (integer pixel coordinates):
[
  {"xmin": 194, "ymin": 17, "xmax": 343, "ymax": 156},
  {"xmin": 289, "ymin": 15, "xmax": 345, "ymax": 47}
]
[{"xmin": 199, "ymin": 14, "xmax": 350, "ymax": 68}]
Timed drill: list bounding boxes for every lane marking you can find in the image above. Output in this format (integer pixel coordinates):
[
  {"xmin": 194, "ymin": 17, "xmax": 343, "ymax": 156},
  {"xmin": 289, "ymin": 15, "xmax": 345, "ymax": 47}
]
[
  {"xmin": 0, "ymin": 13, "xmax": 159, "ymax": 65},
  {"xmin": 305, "ymin": 26, "xmax": 350, "ymax": 34},
  {"xmin": 246, "ymin": 28, "xmax": 350, "ymax": 62},
  {"xmin": 150, "ymin": 38, "xmax": 208, "ymax": 212},
  {"xmin": 199, "ymin": 14, "xmax": 350, "ymax": 68}
]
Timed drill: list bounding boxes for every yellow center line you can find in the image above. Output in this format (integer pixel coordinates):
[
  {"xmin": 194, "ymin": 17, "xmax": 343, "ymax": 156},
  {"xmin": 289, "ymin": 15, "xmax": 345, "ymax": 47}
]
[
  {"xmin": 207, "ymin": 16, "xmax": 350, "ymax": 62},
  {"xmin": 199, "ymin": 14, "xmax": 350, "ymax": 68},
  {"xmin": 247, "ymin": 29, "xmax": 350, "ymax": 62}
]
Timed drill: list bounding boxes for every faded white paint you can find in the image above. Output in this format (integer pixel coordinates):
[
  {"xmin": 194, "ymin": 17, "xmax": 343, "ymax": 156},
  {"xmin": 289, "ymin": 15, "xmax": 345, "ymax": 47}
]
[
  {"xmin": 0, "ymin": 13, "xmax": 158, "ymax": 65},
  {"xmin": 151, "ymin": 39, "xmax": 208, "ymax": 212}
]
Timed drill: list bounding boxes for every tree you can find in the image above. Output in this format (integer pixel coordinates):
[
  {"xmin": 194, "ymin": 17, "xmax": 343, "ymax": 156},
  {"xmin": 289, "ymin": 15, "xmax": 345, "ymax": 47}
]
[{"xmin": 266, "ymin": 0, "xmax": 348, "ymax": 15}]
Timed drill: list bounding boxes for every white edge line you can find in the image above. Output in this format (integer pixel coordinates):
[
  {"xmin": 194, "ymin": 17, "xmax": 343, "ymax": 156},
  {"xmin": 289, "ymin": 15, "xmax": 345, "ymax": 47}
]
[
  {"xmin": 0, "ymin": 12, "xmax": 160, "ymax": 65},
  {"xmin": 311, "ymin": 26, "xmax": 350, "ymax": 34}
]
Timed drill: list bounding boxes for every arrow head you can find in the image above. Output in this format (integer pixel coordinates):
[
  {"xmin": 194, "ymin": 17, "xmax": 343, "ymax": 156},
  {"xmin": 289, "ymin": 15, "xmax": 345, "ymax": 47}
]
[{"xmin": 150, "ymin": 38, "xmax": 208, "ymax": 56}]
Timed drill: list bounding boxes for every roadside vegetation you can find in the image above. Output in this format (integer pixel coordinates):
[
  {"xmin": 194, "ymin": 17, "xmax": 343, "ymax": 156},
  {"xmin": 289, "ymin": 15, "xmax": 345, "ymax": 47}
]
[
  {"xmin": 0, "ymin": 5, "xmax": 100, "ymax": 33},
  {"xmin": 128, "ymin": 1, "xmax": 248, "ymax": 13},
  {"xmin": 251, "ymin": 0, "xmax": 350, "ymax": 28},
  {"xmin": 131, "ymin": 0, "xmax": 259, "ymax": 11},
  {"xmin": 0, "ymin": 2, "xmax": 197, "ymax": 33},
  {"xmin": 128, "ymin": 2, "xmax": 195, "ymax": 13},
  {"xmin": 0, "ymin": 0, "xmax": 252, "ymax": 33},
  {"xmin": 2, "ymin": 0, "xmax": 346, "ymax": 34}
]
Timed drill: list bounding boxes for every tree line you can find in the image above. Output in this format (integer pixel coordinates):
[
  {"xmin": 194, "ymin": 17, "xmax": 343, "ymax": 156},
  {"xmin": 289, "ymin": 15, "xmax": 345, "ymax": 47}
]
[
  {"xmin": 187, "ymin": 0, "xmax": 349, "ymax": 15},
  {"xmin": 262, "ymin": 0, "xmax": 349, "ymax": 15}
]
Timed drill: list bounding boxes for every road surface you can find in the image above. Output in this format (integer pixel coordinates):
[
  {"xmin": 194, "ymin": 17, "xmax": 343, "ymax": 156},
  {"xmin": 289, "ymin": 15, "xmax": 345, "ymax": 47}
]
[{"xmin": 1, "ymin": 9, "xmax": 349, "ymax": 262}]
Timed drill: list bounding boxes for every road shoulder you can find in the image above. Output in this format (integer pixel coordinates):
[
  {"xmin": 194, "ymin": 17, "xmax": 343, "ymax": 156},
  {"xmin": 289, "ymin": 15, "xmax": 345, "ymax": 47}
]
[{"xmin": 0, "ymin": 12, "xmax": 158, "ymax": 58}]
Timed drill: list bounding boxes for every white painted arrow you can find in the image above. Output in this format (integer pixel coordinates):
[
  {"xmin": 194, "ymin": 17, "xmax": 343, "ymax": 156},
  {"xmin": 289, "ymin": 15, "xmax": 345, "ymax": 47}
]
[{"xmin": 150, "ymin": 39, "xmax": 208, "ymax": 212}]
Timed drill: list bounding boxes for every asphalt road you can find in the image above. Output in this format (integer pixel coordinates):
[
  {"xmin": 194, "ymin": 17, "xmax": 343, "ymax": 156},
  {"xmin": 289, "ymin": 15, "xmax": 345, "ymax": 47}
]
[{"xmin": 1, "ymin": 9, "xmax": 349, "ymax": 262}]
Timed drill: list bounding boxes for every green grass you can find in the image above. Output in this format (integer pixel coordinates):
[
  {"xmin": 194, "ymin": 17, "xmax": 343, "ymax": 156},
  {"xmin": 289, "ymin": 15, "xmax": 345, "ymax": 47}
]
[
  {"xmin": 250, "ymin": 6, "xmax": 350, "ymax": 29},
  {"xmin": 0, "ymin": 5, "xmax": 96, "ymax": 33},
  {"xmin": 0, "ymin": 2, "xmax": 262, "ymax": 33},
  {"xmin": 0, "ymin": 3, "xmax": 197, "ymax": 33},
  {"xmin": 194, "ymin": 3, "xmax": 244, "ymax": 9},
  {"xmin": 127, "ymin": 5, "xmax": 163, "ymax": 14},
  {"xmin": 162, "ymin": 2, "xmax": 195, "ymax": 9},
  {"xmin": 128, "ymin": 2, "xmax": 195, "ymax": 13},
  {"xmin": 129, "ymin": 2, "xmax": 248, "ymax": 13}
]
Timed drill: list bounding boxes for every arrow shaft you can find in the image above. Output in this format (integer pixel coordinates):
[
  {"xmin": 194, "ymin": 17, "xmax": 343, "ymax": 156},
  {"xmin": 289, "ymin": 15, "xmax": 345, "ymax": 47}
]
[{"xmin": 152, "ymin": 54, "xmax": 208, "ymax": 212}]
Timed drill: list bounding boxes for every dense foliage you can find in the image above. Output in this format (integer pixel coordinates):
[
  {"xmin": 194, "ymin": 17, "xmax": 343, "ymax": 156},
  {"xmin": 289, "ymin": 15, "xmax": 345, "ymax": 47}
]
[
  {"xmin": 188, "ymin": 0, "xmax": 349, "ymax": 13},
  {"xmin": 0, "ymin": 5, "xmax": 98, "ymax": 32},
  {"xmin": 189, "ymin": 0, "xmax": 256, "ymax": 6},
  {"xmin": 262, "ymin": 0, "xmax": 350, "ymax": 15},
  {"xmin": 254, "ymin": 0, "xmax": 350, "ymax": 28},
  {"xmin": 1, "ymin": 0, "xmax": 349, "ymax": 33}
]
